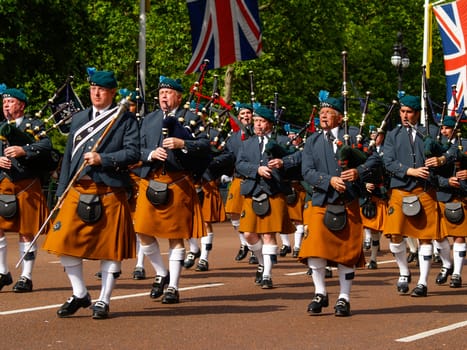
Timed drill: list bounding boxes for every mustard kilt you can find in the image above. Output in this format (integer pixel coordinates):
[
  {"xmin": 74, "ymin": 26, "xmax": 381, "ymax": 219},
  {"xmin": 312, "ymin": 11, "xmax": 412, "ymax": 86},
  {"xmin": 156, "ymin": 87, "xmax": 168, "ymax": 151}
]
[
  {"xmin": 360, "ymin": 197, "xmax": 387, "ymax": 232},
  {"xmin": 42, "ymin": 181, "xmax": 135, "ymax": 261},
  {"xmin": 224, "ymin": 177, "xmax": 244, "ymax": 215},
  {"xmin": 134, "ymin": 171, "xmax": 206, "ymax": 239},
  {"xmin": 0, "ymin": 177, "xmax": 48, "ymax": 235},
  {"xmin": 439, "ymin": 199, "xmax": 467, "ymax": 237},
  {"xmin": 128, "ymin": 171, "xmax": 141, "ymax": 218},
  {"xmin": 202, "ymin": 180, "xmax": 226, "ymax": 223},
  {"xmin": 299, "ymin": 200, "xmax": 365, "ymax": 268},
  {"xmin": 287, "ymin": 182, "xmax": 306, "ymax": 223},
  {"xmin": 239, "ymin": 193, "xmax": 296, "ymax": 234},
  {"xmin": 383, "ymin": 187, "xmax": 440, "ymax": 240}
]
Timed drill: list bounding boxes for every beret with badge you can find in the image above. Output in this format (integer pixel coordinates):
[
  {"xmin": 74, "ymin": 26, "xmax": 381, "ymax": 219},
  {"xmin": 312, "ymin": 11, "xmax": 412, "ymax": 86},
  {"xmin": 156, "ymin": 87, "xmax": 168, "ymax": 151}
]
[
  {"xmin": 253, "ymin": 105, "xmax": 275, "ymax": 122},
  {"xmin": 88, "ymin": 69, "xmax": 118, "ymax": 89},
  {"xmin": 442, "ymin": 116, "xmax": 456, "ymax": 128},
  {"xmin": 158, "ymin": 76, "xmax": 183, "ymax": 92},
  {"xmin": 318, "ymin": 90, "xmax": 344, "ymax": 114},
  {"xmin": 399, "ymin": 95, "xmax": 421, "ymax": 111},
  {"xmin": 2, "ymin": 87, "xmax": 28, "ymax": 104}
]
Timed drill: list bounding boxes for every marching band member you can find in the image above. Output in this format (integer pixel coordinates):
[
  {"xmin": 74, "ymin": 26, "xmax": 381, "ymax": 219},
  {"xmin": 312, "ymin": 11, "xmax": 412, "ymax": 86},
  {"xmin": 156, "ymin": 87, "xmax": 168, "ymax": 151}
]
[
  {"xmin": 43, "ymin": 70, "xmax": 140, "ymax": 319},
  {"xmin": 383, "ymin": 95, "xmax": 456, "ymax": 297},
  {"xmin": 133, "ymin": 76, "xmax": 210, "ymax": 304},
  {"xmin": 236, "ymin": 106, "xmax": 297, "ymax": 289},
  {"xmin": 0, "ymin": 88, "xmax": 52, "ymax": 293},
  {"xmin": 299, "ymin": 94, "xmax": 380, "ymax": 316}
]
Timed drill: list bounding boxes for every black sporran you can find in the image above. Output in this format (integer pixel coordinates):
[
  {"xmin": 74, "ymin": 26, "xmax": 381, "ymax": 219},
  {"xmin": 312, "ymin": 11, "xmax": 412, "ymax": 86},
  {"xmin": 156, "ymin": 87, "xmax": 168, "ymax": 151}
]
[
  {"xmin": 146, "ymin": 180, "xmax": 169, "ymax": 206},
  {"xmin": 77, "ymin": 194, "xmax": 102, "ymax": 223},
  {"xmin": 361, "ymin": 198, "xmax": 377, "ymax": 219},
  {"xmin": 286, "ymin": 188, "xmax": 298, "ymax": 205},
  {"xmin": 402, "ymin": 195, "xmax": 421, "ymax": 217},
  {"xmin": 324, "ymin": 204, "xmax": 347, "ymax": 231},
  {"xmin": 444, "ymin": 202, "xmax": 464, "ymax": 224},
  {"xmin": 0, "ymin": 194, "xmax": 17, "ymax": 219},
  {"xmin": 252, "ymin": 193, "xmax": 270, "ymax": 217}
]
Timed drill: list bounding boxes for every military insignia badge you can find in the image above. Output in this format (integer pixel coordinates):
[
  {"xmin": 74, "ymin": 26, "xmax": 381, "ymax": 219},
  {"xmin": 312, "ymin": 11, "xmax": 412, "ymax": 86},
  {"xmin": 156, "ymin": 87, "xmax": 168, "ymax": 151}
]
[
  {"xmin": 53, "ymin": 221, "xmax": 61, "ymax": 231},
  {"xmin": 388, "ymin": 207, "xmax": 394, "ymax": 215}
]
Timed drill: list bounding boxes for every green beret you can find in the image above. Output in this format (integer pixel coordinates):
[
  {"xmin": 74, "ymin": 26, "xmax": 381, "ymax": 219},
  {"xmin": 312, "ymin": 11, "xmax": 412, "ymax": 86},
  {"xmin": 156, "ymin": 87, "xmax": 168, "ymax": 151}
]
[
  {"xmin": 119, "ymin": 88, "xmax": 137, "ymax": 103},
  {"xmin": 253, "ymin": 106, "xmax": 275, "ymax": 122},
  {"xmin": 2, "ymin": 88, "xmax": 28, "ymax": 104},
  {"xmin": 237, "ymin": 102, "xmax": 253, "ymax": 112},
  {"xmin": 158, "ymin": 76, "xmax": 183, "ymax": 92},
  {"xmin": 442, "ymin": 116, "xmax": 456, "ymax": 127},
  {"xmin": 399, "ymin": 95, "xmax": 421, "ymax": 111},
  {"xmin": 320, "ymin": 96, "xmax": 344, "ymax": 114},
  {"xmin": 89, "ymin": 70, "xmax": 118, "ymax": 89}
]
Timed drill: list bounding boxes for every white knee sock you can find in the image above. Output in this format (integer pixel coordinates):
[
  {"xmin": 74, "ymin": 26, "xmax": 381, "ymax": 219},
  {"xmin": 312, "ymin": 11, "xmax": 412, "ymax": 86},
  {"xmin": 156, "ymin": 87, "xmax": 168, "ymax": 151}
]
[
  {"xmin": 0, "ymin": 236, "xmax": 8, "ymax": 274},
  {"xmin": 168, "ymin": 248, "xmax": 185, "ymax": 290},
  {"xmin": 406, "ymin": 237, "xmax": 418, "ymax": 253},
  {"xmin": 453, "ymin": 242, "xmax": 466, "ymax": 275},
  {"xmin": 19, "ymin": 242, "xmax": 36, "ymax": 280},
  {"xmin": 247, "ymin": 240, "xmax": 264, "ymax": 266},
  {"xmin": 200, "ymin": 233, "xmax": 214, "ymax": 261},
  {"xmin": 60, "ymin": 255, "xmax": 87, "ymax": 298},
  {"xmin": 308, "ymin": 257, "xmax": 327, "ymax": 295},
  {"xmin": 433, "ymin": 238, "xmax": 452, "ymax": 268},
  {"xmin": 337, "ymin": 264, "xmax": 354, "ymax": 302},
  {"xmin": 262, "ymin": 244, "xmax": 277, "ymax": 278},
  {"xmin": 187, "ymin": 238, "xmax": 200, "ymax": 254},
  {"xmin": 418, "ymin": 243, "xmax": 433, "ymax": 286},
  {"xmin": 280, "ymin": 233, "xmax": 290, "ymax": 246},
  {"xmin": 135, "ymin": 237, "xmax": 145, "ymax": 268},
  {"xmin": 140, "ymin": 241, "xmax": 168, "ymax": 276},
  {"xmin": 370, "ymin": 231, "xmax": 381, "ymax": 261},
  {"xmin": 390, "ymin": 241, "xmax": 410, "ymax": 276},
  {"xmin": 99, "ymin": 260, "xmax": 121, "ymax": 304},
  {"xmin": 294, "ymin": 225, "xmax": 304, "ymax": 249}
]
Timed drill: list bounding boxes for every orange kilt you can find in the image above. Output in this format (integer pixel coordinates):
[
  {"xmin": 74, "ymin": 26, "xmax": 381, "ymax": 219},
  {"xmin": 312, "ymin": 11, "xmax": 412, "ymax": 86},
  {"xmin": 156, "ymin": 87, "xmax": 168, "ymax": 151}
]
[
  {"xmin": 42, "ymin": 181, "xmax": 135, "ymax": 261},
  {"xmin": 0, "ymin": 177, "xmax": 49, "ymax": 235},
  {"xmin": 439, "ymin": 199, "xmax": 467, "ymax": 238},
  {"xmin": 287, "ymin": 182, "xmax": 306, "ymax": 223},
  {"xmin": 202, "ymin": 180, "xmax": 226, "ymax": 223},
  {"xmin": 224, "ymin": 177, "xmax": 244, "ymax": 215},
  {"xmin": 360, "ymin": 197, "xmax": 388, "ymax": 232},
  {"xmin": 299, "ymin": 200, "xmax": 365, "ymax": 267},
  {"xmin": 128, "ymin": 171, "xmax": 141, "ymax": 219},
  {"xmin": 383, "ymin": 187, "xmax": 440, "ymax": 240},
  {"xmin": 239, "ymin": 193, "xmax": 296, "ymax": 234},
  {"xmin": 134, "ymin": 171, "xmax": 206, "ymax": 239}
]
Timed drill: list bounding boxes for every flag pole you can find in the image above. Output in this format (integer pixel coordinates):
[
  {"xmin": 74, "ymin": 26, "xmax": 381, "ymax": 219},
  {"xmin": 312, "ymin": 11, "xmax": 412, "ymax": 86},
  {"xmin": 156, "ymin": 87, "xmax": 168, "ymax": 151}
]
[{"xmin": 421, "ymin": 0, "xmax": 432, "ymax": 125}]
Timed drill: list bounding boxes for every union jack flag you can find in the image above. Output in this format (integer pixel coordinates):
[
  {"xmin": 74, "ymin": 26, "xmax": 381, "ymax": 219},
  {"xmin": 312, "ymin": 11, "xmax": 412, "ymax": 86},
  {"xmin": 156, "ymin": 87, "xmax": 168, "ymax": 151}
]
[
  {"xmin": 185, "ymin": 0, "xmax": 263, "ymax": 74},
  {"xmin": 433, "ymin": 0, "xmax": 467, "ymax": 119}
]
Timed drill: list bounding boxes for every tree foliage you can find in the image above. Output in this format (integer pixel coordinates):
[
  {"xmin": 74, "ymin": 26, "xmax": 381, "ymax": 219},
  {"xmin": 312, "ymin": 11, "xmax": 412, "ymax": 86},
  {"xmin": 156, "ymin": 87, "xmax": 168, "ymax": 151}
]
[{"xmin": 0, "ymin": 0, "xmax": 451, "ymax": 148}]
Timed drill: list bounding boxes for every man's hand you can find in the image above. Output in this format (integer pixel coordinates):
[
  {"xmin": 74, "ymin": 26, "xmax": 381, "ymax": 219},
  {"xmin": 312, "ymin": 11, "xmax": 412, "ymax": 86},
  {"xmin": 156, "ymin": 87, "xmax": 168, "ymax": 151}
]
[
  {"xmin": 4, "ymin": 146, "xmax": 25, "ymax": 158},
  {"xmin": 340, "ymin": 168, "xmax": 359, "ymax": 182},
  {"xmin": 258, "ymin": 165, "xmax": 272, "ymax": 179},
  {"xmin": 267, "ymin": 158, "xmax": 283, "ymax": 169},
  {"xmin": 330, "ymin": 176, "xmax": 346, "ymax": 193},
  {"xmin": 162, "ymin": 137, "xmax": 184, "ymax": 150},
  {"xmin": 83, "ymin": 151, "xmax": 102, "ymax": 166},
  {"xmin": 151, "ymin": 147, "xmax": 168, "ymax": 161},
  {"xmin": 0, "ymin": 156, "xmax": 12, "ymax": 169},
  {"xmin": 407, "ymin": 166, "xmax": 430, "ymax": 179}
]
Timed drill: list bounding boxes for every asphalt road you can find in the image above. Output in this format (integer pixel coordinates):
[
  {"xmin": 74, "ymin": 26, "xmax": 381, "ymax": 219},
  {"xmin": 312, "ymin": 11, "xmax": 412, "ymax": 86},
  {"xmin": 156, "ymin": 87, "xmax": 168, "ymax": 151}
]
[{"xmin": 1, "ymin": 221, "xmax": 466, "ymax": 349}]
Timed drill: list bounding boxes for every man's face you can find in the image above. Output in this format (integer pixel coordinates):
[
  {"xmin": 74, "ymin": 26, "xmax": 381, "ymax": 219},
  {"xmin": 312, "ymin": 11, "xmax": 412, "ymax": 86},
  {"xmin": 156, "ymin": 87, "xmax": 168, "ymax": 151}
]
[
  {"xmin": 399, "ymin": 106, "xmax": 420, "ymax": 127},
  {"xmin": 90, "ymin": 85, "xmax": 116, "ymax": 110},
  {"xmin": 159, "ymin": 88, "xmax": 182, "ymax": 112},
  {"xmin": 440, "ymin": 125, "xmax": 454, "ymax": 138},
  {"xmin": 238, "ymin": 108, "xmax": 252, "ymax": 126},
  {"xmin": 2, "ymin": 97, "xmax": 25, "ymax": 120},
  {"xmin": 319, "ymin": 107, "xmax": 342, "ymax": 130},
  {"xmin": 253, "ymin": 116, "xmax": 273, "ymax": 136}
]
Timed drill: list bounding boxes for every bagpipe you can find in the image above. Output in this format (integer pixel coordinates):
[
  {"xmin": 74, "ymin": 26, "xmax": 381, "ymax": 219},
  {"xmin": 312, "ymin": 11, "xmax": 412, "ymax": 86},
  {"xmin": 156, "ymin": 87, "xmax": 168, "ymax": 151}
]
[{"xmin": 367, "ymin": 99, "xmax": 398, "ymax": 153}]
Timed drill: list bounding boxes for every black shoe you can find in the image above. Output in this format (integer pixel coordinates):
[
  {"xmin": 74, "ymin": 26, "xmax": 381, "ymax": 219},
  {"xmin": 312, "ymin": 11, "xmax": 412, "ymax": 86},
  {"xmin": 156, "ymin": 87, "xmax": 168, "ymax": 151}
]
[
  {"xmin": 195, "ymin": 259, "xmax": 209, "ymax": 271},
  {"xmin": 235, "ymin": 245, "xmax": 249, "ymax": 261},
  {"xmin": 411, "ymin": 284, "xmax": 427, "ymax": 297},
  {"xmin": 132, "ymin": 267, "xmax": 146, "ymax": 280},
  {"xmin": 255, "ymin": 264, "xmax": 264, "ymax": 285},
  {"xmin": 57, "ymin": 293, "xmax": 92, "ymax": 317},
  {"xmin": 261, "ymin": 276, "xmax": 273, "ymax": 289},
  {"xmin": 306, "ymin": 268, "xmax": 313, "ymax": 276},
  {"xmin": 367, "ymin": 260, "xmax": 377, "ymax": 270},
  {"xmin": 279, "ymin": 245, "xmax": 291, "ymax": 257},
  {"xmin": 292, "ymin": 248, "xmax": 300, "ymax": 258},
  {"xmin": 307, "ymin": 293, "xmax": 329, "ymax": 315},
  {"xmin": 435, "ymin": 266, "xmax": 453, "ymax": 285},
  {"xmin": 325, "ymin": 267, "xmax": 333, "ymax": 279},
  {"xmin": 92, "ymin": 301, "xmax": 109, "ymax": 319},
  {"xmin": 450, "ymin": 274, "xmax": 462, "ymax": 288},
  {"xmin": 407, "ymin": 251, "xmax": 418, "ymax": 264},
  {"xmin": 150, "ymin": 274, "xmax": 170, "ymax": 299},
  {"xmin": 433, "ymin": 254, "xmax": 442, "ymax": 264},
  {"xmin": 183, "ymin": 251, "xmax": 201, "ymax": 269},
  {"xmin": 95, "ymin": 271, "xmax": 102, "ymax": 280},
  {"xmin": 0, "ymin": 272, "xmax": 13, "ymax": 291},
  {"xmin": 334, "ymin": 298, "xmax": 351, "ymax": 317},
  {"xmin": 161, "ymin": 287, "xmax": 180, "ymax": 304},
  {"xmin": 397, "ymin": 274, "xmax": 411, "ymax": 294},
  {"xmin": 13, "ymin": 276, "xmax": 33, "ymax": 293},
  {"xmin": 249, "ymin": 252, "xmax": 259, "ymax": 265}
]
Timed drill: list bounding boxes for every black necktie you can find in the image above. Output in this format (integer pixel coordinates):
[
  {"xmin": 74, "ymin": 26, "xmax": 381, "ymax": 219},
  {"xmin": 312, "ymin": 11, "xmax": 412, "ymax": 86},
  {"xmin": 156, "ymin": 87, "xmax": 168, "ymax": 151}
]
[
  {"xmin": 407, "ymin": 127, "xmax": 414, "ymax": 147},
  {"xmin": 95, "ymin": 111, "xmax": 100, "ymax": 119},
  {"xmin": 259, "ymin": 136, "xmax": 264, "ymax": 154}
]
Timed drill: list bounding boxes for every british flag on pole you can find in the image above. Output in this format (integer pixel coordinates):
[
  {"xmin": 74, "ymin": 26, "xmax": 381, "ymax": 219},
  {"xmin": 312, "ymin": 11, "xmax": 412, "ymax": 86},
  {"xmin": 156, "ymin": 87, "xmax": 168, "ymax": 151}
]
[
  {"xmin": 433, "ymin": 0, "xmax": 467, "ymax": 119},
  {"xmin": 185, "ymin": 0, "xmax": 263, "ymax": 74}
]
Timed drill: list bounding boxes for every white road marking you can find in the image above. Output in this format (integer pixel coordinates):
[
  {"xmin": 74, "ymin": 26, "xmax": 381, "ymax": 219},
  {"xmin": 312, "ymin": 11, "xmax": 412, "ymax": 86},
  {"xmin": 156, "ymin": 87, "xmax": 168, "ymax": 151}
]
[
  {"xmin": 396, "ymin": 320, "xmax": 467, "ymax": 342},
  {"xmin": 0, "ymin": 283, "xmax": 224, "ymax": 316},
  {"xmin": 285, "ymin": 259, "xmax": 397, "ymax": 276}
]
